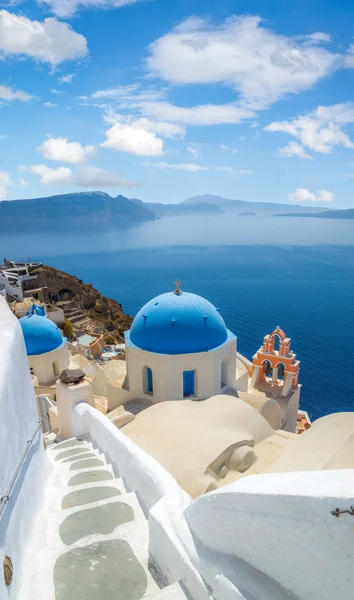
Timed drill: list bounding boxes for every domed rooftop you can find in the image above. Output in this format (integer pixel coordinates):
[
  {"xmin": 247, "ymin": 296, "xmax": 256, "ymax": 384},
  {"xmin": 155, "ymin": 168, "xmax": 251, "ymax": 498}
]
[
  {"xmin": 19, "ymin": 314, "xmax": 65, "ymax": 356},
  {"xmin": 128, "ymin": 283, "xmax": 229, "ymax": 355}
]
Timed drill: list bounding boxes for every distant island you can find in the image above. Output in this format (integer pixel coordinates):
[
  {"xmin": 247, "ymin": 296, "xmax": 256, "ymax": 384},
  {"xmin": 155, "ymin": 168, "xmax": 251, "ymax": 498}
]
[
  {"xmin": 273, "ymin": 208, "xmax": 354, "ymax": 220},
  {"xmin": 0, "ymin": 191, "xmax": 341, "ymax": 232}
]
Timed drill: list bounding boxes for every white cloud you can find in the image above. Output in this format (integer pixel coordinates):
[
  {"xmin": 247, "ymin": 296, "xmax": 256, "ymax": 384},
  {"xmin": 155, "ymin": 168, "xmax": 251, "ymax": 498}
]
[
  {"xmin": 0, "ymin": 84, "xmax": 32, "ymax": 102},
  {"xmin": 40, "ymin": 0, "xmax": 143, "ymax": 18},
  {"xmin": 265, "ymin": 102, "xmax": 354, "ymax": 154},
  {"xmin": 278, "ymin": 141, "xmax": 313, "ymax": 160},
  {"xmin": 19, "ymin": 178, "xmax": 28, "ymax": 188},
  {"xmin": 74, "ymin": 165, "xmax": 139, "ymax": 188},
  {"xmin": 344, "ymin": 44, "xmax": 354, "ymax": 68},
  {"xmin": 139, "ymin": 101, "xmax": 256, "ymax": 126},
  {"xmin": 221, "ymin": 144, "xmax": 238, "ymax": 154},
  {"xmin": 20, "ymin": 164, "xmax": 138, "ymax": 188},
  {"xmin": 147, "ymin": 16, "xmax": 339, "ymax": 104},
  {"xmin": 187, "ymin": 143, "xmax": 200, "ymax": 158},
  {"xmin": 0, "ymin": 171, "xmax": 12, "ymax": 200},
  {"xmin": 145, "ymin": 162, "xmax": 207, "ymax": 172},
  {"xmin": 0, "ymin": 10, "xmax": 88, "ymax": 66},
  {"xmin": 59, "ymin": 73, "xmax": 75, "ymax": 84},
  {"xmin": 91, "ymin": 84, "xmax": 165, "ymax": 104},
  {"xmin": 143, "ymin": 162, "xmax": 253, "ymax": 174},
  {"xmin": 44, "ymin": 101, "xmax": 57, "ymax": 108},
  {"xmin": 50, "ymin": 88, "xmax": 64, "ymax": 95},
  {"xmin": 38, "ymin": 137, "xmax": 96, "ymax": 164},
  {"xmin": 316, "ymin": 189, "xmax": 335, "ymax": 202},
  {"xmin": 21, "ymin": 164, "xmax": 74, "ymax": 186},
  {"xmin": 103, "ymin": 113, "xmax": 185, "ymax": 139},
  {"xmin": 101, "ymin": 121, "xmax": 164, "ymax": 156},
  {"xmin": 288, "ymin": 188, "xmax": 335, "ymax": 203}
]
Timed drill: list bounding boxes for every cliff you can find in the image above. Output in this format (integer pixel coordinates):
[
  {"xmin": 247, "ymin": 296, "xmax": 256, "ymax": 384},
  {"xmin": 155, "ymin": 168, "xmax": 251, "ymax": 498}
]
[
  {"xmin": 0, "ymin": 192, "xmax": 156, "ymax": 231},
  {"xmin": 32, "ymin": 264, "xmax": 132, "ymax": 341}
]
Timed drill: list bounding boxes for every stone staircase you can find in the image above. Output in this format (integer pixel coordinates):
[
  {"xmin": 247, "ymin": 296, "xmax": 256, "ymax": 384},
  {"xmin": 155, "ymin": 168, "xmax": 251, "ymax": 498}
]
[
  {"xmin": 20, "ymin": 437, "xmax": 187, "ymax": 600},
  {"xmin": 56, "ymin": 300, "xmax": 97, "ymax": 331}
]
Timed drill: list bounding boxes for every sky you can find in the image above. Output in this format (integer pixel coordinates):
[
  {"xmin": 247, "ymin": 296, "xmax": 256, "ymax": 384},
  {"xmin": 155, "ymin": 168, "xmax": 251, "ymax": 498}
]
[{"xmin": 1, "ymin": 0, "xmax": 354, "ymax": 207}]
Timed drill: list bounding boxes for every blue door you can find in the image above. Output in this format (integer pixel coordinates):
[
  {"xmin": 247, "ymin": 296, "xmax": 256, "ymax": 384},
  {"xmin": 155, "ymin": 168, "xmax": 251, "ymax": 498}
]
[
  {"xmin": 147, "ymin": 367, "xmax": 153, "ymax": 393},
  {"xmin": 183, "ymin": 370, "xmax": 195, "ymax": 397}
]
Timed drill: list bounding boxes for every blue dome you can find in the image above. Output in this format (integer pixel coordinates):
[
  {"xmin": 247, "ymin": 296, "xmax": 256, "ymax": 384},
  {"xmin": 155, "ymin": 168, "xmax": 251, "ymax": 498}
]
[
  {"xmin": 19, "ymin": 314, "xmax": 65, "ymax": 356},
  {"xmin": 128, "ymin": 291, "xmax": 228, "ymax": 354}
]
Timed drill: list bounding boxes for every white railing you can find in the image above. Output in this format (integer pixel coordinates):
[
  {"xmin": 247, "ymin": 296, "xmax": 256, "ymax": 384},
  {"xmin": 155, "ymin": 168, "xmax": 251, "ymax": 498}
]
[{"xmin": 72, "ymin": 402, "xmax": 188, "ymax": 512}]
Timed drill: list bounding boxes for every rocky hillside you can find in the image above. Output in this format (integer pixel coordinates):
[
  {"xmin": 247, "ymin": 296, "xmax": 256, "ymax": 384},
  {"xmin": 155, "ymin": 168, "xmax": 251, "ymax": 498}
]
[
  {"xmin": 32, "ymin": 264, "xmax": 132, "ymax": 341},
  {"xmin": 0, "ymin": 192, "xmax": 156, "ymax": 231}
]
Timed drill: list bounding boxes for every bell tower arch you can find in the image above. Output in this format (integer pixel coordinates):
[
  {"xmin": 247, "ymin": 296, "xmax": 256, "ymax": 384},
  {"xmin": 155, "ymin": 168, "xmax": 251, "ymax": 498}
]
[{"xmin": 251, "ymin": 326, "xmax": 300, "ymax": 396}]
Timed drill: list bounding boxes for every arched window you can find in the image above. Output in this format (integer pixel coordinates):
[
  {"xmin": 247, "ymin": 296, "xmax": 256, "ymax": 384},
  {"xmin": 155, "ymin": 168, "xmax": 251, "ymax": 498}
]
[
  {"xmin": 52, "ymin": 360, "xmax": 59, "ymax": 378},
  {"xmin": 221, "ymin": 358, "xmax": 229, "ymax": 388},
  {"xmin": 276, "ymin": 363, "xmax": 286, "ymax": 380},
  {"xmin": 263, "ymin": 359, "xmax": 273, "ymax": 379},
  {"xmin": 143, "ymin": 366, "xmax": 153, "ymax": 395},
  {"xmin": 272, "ymin": 334, "xmax": 281, "ymax": 352},
  {"xmin": 183, "ymin": 370, "xmax": 196, "ymax": 397}
]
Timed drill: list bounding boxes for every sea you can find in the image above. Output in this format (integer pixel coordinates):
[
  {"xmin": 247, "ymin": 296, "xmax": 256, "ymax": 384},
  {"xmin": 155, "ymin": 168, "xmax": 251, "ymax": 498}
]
[{"xmin": 1, "ymin": 213, "xmax": 354, "ymax": 421}]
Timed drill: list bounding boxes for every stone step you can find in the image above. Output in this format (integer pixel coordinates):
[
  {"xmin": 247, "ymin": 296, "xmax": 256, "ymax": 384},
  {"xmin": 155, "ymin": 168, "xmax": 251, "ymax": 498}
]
[
  {"xmin": 145, "ymin": 583, "xmax": 188, "ymax": 599},
  {"xmin": 69, "ymin": 314, "xmax": 88, "ymax": 324},
  {"xmin": 67, "ymin": 475, "xmax": 127, "ymax": 496},
  {"xmin": 54, "ymin": 538, "xmax": 149, "ymax": 600},
  {"xmin": 64, "ymin": 309, "xmax": 83, "ymax": 319},
  {"xmin": 59, "ymin": 494, "xmax": 138, "ymax": 546},
  {"xmin": 48, "ymin": 437, "xmax": 88, "ymax": 452}
]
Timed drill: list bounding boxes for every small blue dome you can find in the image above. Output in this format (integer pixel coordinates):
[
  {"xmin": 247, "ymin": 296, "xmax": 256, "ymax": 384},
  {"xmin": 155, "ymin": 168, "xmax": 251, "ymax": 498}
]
[
  {"xmin": 128, "ymin": 291, "xmax": 228, "ymax": 354},
  {"xmin": 19, "ymin": 314, "xmax": 65, "ymax": 356}
]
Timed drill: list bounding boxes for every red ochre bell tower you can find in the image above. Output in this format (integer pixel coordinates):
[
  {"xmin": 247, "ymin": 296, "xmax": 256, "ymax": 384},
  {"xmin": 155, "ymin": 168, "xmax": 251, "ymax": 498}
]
[{"xmin": 251, "ymin": 326, "xmax": 300, "ymax": 397}]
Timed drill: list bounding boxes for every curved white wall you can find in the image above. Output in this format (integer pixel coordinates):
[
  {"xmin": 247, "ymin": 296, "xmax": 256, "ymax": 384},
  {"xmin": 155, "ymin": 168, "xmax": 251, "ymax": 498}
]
[
  {"xmin": 125, "ymin": 336, "xmax": 236, "ymax": 403},
  {"xmin": 28, "ymin": 341, "xmax": 69, "ymax": 385},
  {"xmin": 0, "ymin": 298, "xmax": 49, "ymax": 600}
]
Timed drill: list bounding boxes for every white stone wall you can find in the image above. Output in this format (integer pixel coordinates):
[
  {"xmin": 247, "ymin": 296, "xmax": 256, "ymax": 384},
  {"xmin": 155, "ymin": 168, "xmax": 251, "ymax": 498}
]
[
  {"xmin": 46, "ymin": 307, "xmax": 65, "ymax": 325},
  {"xmin": 0, "ymin": 298, "xmax": 49, "ymax": 600},
  {"xmin": 125, "ymin": 336, "xmax": 236, "ymax": 403},
  {"xmin": 28, "ymin": 342, "xmax": 69, "ymax": 385},
  {"xmin": 0, "ymin": 272, "xmax": 23, "ymax": 301}
]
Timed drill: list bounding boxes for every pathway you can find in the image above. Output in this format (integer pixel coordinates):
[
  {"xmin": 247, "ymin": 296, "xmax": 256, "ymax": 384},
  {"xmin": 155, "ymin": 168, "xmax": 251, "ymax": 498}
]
[{"xmin": 19, "ymin": 437, "xmax": 187, "ymax": 600}]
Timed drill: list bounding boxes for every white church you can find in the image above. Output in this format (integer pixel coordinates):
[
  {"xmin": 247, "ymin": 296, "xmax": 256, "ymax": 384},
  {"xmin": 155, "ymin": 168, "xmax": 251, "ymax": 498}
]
[{"xmin": 1, "ymin": 283, "xmax": 353, "ymax": 600}]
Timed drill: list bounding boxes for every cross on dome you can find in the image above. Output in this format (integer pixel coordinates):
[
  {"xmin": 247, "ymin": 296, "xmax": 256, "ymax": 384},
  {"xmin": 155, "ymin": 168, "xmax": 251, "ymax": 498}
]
[{"xmin": 174, "ymin": 279, "xmax": 182, "ymax": 295}]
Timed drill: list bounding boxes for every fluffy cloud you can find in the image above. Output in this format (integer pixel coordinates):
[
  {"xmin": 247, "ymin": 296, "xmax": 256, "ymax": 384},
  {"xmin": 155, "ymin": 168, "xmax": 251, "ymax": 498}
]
[
  {"xmin": 103, "ymin": 112, "xmax": 185, "ymax": 139},
  {"xmin": 143, "ymin": 162, "xmax": 253, "ymax": 174},
  {"xmin": 0, "ymin": 10, "xmax": 88, "ymax": 66},
  {"xmin": 40, "ymin": 0, "xmax": 143, "ymax": 18},
  {"xmin": 147, "ymin": 16, "xmax": 339, "ymax": 104},
  {"xmin": 101, "ymin": 121, "xmax": 164, "ymax": 156},
  {"xmin": 88, "ymin": 83, "xmax": 255, "ymax": 127},
  {"xmin": 288, "ymin": 188, "xmax": 335, "ymax": 203},
  {"xmin": 59, "ymin": 73, "xmax": 75, "ymax": 84},
  {"xmin": 0, "ymin": 84, "xmax": 32, "ymax": 102},
  {"xmin": 278, "ymin": 141, "xmax": 313, "ymax": 160},
  {"xmin": 43, "ymin": 102, "xmax": 57, "ymax": 108},
  {"xmin": 266, "ymin": 102, "xmax": 354, "ymax": 155},
  {"xmin": 139, "ymin": 101, "xmax": 256, "ymax": 126},
  {"xmin": 38, "ymin": 137, "xmax": 96, "ymax": 164},
  {"xmin": 21, "ymin": 164, "xmax": 138, "ymax": 188},
  {"xmin": 0, "ymin": 171, "xmax": 12, "ymax": 200}
]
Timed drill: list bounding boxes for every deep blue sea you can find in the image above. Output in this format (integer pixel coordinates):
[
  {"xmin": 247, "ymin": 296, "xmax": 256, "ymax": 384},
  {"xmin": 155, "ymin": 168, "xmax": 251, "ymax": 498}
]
[{"xmin": 1, "ymin": 214, "xmax": 354, "ymax": 420}]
